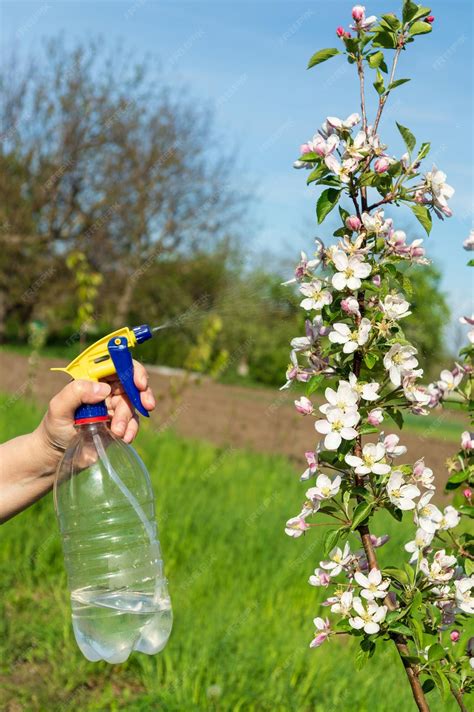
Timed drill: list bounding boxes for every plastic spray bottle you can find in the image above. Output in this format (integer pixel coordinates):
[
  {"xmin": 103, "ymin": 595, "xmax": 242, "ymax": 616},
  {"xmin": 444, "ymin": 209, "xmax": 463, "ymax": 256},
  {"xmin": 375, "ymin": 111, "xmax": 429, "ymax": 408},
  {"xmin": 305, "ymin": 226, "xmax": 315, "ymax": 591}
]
[{"xmin": 52, "ymin": 325, "xmax": 172, "ymax": 663}]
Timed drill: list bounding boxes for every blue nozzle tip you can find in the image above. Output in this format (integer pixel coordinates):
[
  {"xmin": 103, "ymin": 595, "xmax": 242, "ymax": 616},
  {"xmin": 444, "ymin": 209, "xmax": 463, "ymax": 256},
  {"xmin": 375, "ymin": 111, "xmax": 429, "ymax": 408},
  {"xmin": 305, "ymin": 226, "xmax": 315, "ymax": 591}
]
[{"xmin": 132, "ymin": 324, "xmax": 153, "ymax": 344}]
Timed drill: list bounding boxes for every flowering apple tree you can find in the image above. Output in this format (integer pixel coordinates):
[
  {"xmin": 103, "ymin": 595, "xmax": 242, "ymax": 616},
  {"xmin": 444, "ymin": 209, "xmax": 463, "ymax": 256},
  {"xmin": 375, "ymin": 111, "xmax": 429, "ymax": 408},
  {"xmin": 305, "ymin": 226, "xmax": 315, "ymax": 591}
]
[{"xmin": 282, "ymin": 4, "xmax": 473, "ymax": 711}]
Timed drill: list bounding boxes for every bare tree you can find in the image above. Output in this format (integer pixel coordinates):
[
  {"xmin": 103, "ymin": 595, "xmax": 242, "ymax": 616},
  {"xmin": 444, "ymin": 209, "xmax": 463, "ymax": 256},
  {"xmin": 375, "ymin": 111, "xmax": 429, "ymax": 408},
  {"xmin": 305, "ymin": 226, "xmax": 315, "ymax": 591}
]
[{"xmin": 0, "ymin": 38, "xmax": 249, "ymax": 336}]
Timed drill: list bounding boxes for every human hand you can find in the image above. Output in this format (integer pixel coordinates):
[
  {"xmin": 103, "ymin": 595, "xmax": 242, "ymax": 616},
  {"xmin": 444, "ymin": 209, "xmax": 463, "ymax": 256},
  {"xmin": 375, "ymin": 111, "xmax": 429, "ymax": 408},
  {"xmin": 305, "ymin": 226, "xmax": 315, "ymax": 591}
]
[{"xmin": 36, "ymin": 360, "xmax": 155, "ymax": 468}]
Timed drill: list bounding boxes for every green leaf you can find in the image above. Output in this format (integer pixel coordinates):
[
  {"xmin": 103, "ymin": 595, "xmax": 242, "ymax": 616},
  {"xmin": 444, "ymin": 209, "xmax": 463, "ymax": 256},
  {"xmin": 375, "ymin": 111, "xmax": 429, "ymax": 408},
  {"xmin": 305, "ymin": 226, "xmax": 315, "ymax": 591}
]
[
  {"xmin": 467, "ymin": 258, "xmax": 474, "ymax": 267},
  {"xmin": 417, "ymin": 141, "xmax": 431, "ymax": 161},
  {"xmin": 351, "ymin": 501, "xmax": 373, "ymax": 530},
  {"xmin": 396, "ymin": 122, "xmax": 416, "ymax": 153},
  {"xmin": 297, "ymin": 152, "xmax": 320, "ymax": 162},
  {"xmin": 447, "ymin": 469, "xmax": 470, "ymax": 485},
  {"xmin": 307, "ymin": 48, "xmax": 340, "ymax": 69},
  {"xmin": 323, "ymin": 528, "xmax": 342, "ymax": 556},
  {"xmin": 359, "ymin": 424, "xmax": 379, "ymax": 436},
  {"xmin": 388, "ymin": 622, "xmax": 412, "ymax": 636},
  {"xmin": 411, "ymin": 204, "xmax": 432, "ymax": 235},
  {"xmin": 422, "ymin": 679, "xmax": 435, "ymax": 694},
  {"xmin": 316, "ymin": 188, "xmax": 341, "ymax": 224},
  {"xmin": 380, "ymin": 14, "xmax": 401, "ymax": 31},
  {"xmin": 402, "ymin": 0, "xmax": 419, "ymax": 23},
  {"xmin": 465, "ymin": 558, "xmax": 474, "ymax": 575},
  {"xmin": 359, "ymin": 171, "xmax": 378, "ymax": 186},
  {"xmin": 428, "ymin": 643, "xmax": 446, "ymax": 663},
  {"xmin": 372, "ymin": 30, "xmax": 397, "ymax": 49},
  {"xmin": 403, "ymin": 562, "xmax": 415, "ymax": 585},
  {"xmin": 368, "ymin": 51, "xmax": 386, "ymax": 70},
  {"xmin": 409, "ymin": 21, "xmax": 432, "ymax": 36},
  {"xmin": 306, "ymin": 375, "xmax": 324, "ymax": 396},
  {"xmin": 386, "ymin": 407, "xmax": 404, "ymax": 429},
  {"xmin": 338, "ymin": 205, "xmax": 350, "ymax": 222},
  {"xmin": 373, "ymin": 69, "xmax": 385, "ymax": 95},
  {"xmin": 387, "ymin": 78, "xmax": 411, "ymax": 90},
  {"xmin": 384, "ymin": 567, "xmax": 410, "ymax": 585},
  {"xmin": 306, "ymin": 163, "xmax": 327, "ymax": 185},
  {"xmin": 364, "ymin": 352, "xmax": 379, "ymax": 369},
  {"xmin": 409, "ymin": 617, "xmax": 425, "ymax": 649},
  {"xmin": 411, "ymin": 6, "xmax": 432, "ymax": 22}
]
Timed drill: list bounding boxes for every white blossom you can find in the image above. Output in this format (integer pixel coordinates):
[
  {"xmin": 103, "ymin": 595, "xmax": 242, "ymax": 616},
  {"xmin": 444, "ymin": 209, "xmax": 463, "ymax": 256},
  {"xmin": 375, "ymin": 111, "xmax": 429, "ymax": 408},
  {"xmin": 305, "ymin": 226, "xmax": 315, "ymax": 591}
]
[
  {"xmin": 425, "ymin": 164, "xmax": 455, "ymax": 213},
  {"xmin": 412, "ymin": 459, "xmax": 435, "ymax": 490},
  {"xmin": 437, "ymin": 368, "xmax": 463, "ymax": 393},
  {"xmin": 404, "ymin": 528, "xmax": 434, "ymax": 563},
  {"xmin": 437, "ymin": 505, "xmax": 460, "ymax": 531},
  {"xmin": 329, "ymin": 318, "xmax": 371, "ymax": 354},
  {"xmin": 354, "ymin": 568, "xmax": 390, "ymax": 600},
  {"xmin": 349, "ymin": 597, "xmax": 387, "ymax": 634},
  {"xmin": 306, "ymin": 474, "xmax": 341, "ymax": 502},
  {"xmin": 420, "ymin": 550, "xmax": 457, "ymax": 583},
  {"xmin": 454, "ymin": 577, "xmax": 474, "ymax": 614},
  {"xmin": 320, "ymin": 383, "xmax": 359, "ymax": 414},
  {"xmin": 383, "ymin": 343, "xmax": 419, "ymax": 387},
  {"xmin": 342, "ymin": 373, "xmax": 380, "ymax": 401},
  {"xmin": 326, "ymin": 590, "xmax": 353, "ymax": 616},
  {"xmin": 415, "ymin": 492, "xmax": 443, "ymax": 533},
  {"xmin": 386, "ymin": 471, "xmax": 420, "ymax": 510},
  {"xmin": 381, "ymin": 293, "xmax": 411, "ymax": 320},
  {"xmin": 331, "ymin": 251, "xmax": 371, "ymax": 291},
  {"xmin": 308, "ymin": 567, "xmax": 331, "ymax": 587},
  {"xmin": 320, "ymin": 542, "xmax": 352, "ymax": 576},
  {"xmin": 383, "ymin": 434, "xmax": 407, "ymax": 458},
  {"xmin": 345, "ymin": 442, "xmax": 391, "ymax": 475},
  {"xmin": 315, "ymin": 407, "xmax": 360, "ymax": 450},
  {"xmin": 299, "ymin": 280, "xmax": 333, "ymax": 311}
]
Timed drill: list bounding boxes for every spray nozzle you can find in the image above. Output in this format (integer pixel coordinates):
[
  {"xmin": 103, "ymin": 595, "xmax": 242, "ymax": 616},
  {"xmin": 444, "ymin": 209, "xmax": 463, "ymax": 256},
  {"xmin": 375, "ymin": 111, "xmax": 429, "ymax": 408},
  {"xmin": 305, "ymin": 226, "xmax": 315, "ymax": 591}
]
[{"xmin": 51, "ymin": 324, "xmax": 160, "ymax": 421}]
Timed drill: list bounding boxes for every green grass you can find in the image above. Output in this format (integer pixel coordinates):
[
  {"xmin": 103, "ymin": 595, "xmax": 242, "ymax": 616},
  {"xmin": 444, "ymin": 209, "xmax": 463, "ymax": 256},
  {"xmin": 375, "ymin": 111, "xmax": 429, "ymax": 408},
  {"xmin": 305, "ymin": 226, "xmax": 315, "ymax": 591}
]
[{"xmin": 0, "ymin": 395, "xmax": 469, "ymax": 711}]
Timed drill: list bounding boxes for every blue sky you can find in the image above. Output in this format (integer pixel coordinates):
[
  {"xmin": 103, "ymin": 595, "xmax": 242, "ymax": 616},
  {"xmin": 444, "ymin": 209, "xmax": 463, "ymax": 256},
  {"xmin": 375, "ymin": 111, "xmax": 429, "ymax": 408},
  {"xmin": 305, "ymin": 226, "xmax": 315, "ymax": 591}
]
[{"xmin": 1, "ymin": 0, "xmax": 473, "ymax": 332}]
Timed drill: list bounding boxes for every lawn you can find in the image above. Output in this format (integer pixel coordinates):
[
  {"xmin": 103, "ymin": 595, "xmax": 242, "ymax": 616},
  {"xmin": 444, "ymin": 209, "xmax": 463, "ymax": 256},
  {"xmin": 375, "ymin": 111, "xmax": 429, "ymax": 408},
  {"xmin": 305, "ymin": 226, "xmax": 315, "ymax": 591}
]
[{"xmin": 0, "ymin": 394, "xmax": 469, "ymax": 711}]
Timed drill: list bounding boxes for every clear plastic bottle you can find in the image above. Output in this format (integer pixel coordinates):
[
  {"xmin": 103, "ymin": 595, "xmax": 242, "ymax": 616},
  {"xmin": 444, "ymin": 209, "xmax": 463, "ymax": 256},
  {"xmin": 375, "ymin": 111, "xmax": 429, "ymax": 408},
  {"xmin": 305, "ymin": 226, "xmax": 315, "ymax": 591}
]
[{"xmin": 54, "ymin": 410, "xmax": 172, "ymax": 664}]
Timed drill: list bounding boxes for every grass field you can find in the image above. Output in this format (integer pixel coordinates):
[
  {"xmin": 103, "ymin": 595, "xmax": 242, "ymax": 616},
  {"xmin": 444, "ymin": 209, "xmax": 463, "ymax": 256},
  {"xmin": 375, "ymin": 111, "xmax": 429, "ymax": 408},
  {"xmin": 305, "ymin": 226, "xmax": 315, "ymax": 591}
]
[{"xmin": 0, "ymin": 394, "xmax": 469, "ymax": 711}]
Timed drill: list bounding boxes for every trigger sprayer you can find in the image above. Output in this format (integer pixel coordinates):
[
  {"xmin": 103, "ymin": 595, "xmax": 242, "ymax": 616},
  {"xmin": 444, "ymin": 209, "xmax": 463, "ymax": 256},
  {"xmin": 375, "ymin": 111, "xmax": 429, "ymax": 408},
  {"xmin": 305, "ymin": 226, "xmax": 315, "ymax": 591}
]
[{"xmin": 52, "ymin": 324, "xmax": 172, "ymax": 664}]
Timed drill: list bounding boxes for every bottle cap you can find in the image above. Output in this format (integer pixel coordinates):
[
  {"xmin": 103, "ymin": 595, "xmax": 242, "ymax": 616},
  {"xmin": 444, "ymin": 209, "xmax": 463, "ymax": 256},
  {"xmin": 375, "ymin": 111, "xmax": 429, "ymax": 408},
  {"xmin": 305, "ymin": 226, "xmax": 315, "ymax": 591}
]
[{"xmin": 74, "ymin": 400, "xmax": 110, "ymax": 424}]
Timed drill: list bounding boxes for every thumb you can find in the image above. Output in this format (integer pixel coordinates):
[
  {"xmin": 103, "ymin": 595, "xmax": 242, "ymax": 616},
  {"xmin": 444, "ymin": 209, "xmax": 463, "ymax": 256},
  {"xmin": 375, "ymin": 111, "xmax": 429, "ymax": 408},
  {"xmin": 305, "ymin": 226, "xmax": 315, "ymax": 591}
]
[{"xmin": 49, "ymin": 380, "xmax": 111, "ymax": 420}]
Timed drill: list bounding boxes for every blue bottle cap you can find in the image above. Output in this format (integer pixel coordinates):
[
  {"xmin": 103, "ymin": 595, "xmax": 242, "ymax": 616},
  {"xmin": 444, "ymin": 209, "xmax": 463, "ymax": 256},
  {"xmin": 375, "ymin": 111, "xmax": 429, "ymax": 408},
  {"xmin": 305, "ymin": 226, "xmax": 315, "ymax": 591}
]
[{"xmin": 74, "ymin": 400, "xmax": 109, "ymax": 424}]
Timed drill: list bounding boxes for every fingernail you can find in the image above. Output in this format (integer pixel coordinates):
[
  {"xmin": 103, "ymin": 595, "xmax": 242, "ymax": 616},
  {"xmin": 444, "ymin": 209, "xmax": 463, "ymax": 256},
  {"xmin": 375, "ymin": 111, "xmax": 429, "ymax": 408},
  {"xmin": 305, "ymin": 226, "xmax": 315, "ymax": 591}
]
[
  {"xmin": 115, "ymin": 420, "xmax": 126, "ymax": 435},
  {"xmin": 93, "ymin": 382, "xmax": 109, "ymax": 396}
]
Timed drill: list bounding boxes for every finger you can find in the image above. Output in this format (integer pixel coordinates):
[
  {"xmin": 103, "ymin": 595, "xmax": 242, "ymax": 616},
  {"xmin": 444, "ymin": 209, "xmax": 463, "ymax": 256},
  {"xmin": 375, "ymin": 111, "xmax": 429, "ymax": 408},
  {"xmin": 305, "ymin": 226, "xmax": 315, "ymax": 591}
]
[
  {"xmin": 49, "ymin": 380, "xmax": 111, "ymax": 421},
  {"xmin": 132, "ymin": 359, "xmax": 148, "ymax": 391},
  {"xmin": 141, "ymin": 386, "xmax": 156, "ymax": 411},
  {"xmin": 109, "ymin": 396, "xmax": 134, "ymax": 438},
  {"xmin": 123, "ymin": 416, "xmax": 139, "ymax": 444}
]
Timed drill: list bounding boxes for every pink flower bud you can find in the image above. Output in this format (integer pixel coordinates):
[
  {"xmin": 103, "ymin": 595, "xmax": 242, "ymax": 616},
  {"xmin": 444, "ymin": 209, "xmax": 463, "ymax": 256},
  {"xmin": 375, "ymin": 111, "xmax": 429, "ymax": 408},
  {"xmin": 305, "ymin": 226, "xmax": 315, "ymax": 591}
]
[
  {"xmin": 374, "ymin": 156, "xmax": 390, "ymax": 173},
  {"xmin": 352, "ymin": 5, "xmax": 365, "ymax": 21},
  {"xmin": 336, "ymin": 26, "xmax": 345, "ymax": 37},
  {"xmin": 426, "ymin": 15, "xmax": 435, "ymax": 23},
  {"xmin": 344, "ymin": 31, "xmax": 352, "ymax": 38},
  {"xmin": 461, "ymin": 431, "xmax": 474, "ymax": 450},
  {"xmin": 368, "ymin": 408, "xmax": 383, "ymax": 426},
  {"xmin": 463, "ymin": 488, "xmax": 472, "ymax": 501},
  {"xmin": 450, "ymin": 630, "xmax": 460, "ymax": 643},
  {"xmin": 345, "ymin": 215, "xmax": 361, "ymax": 231},
  {"xmin": 341, "ymin": 296, "xmax": 360, "ymax": 315},
  {"xmin": 300, "ymin": 143, "xmax": 312, "ymax": 155},
  {"xmin": 294, "ymin": 396, "xmax": 314, "ymax": 415},
  {"xmin": 372, "ymin": 274, "xmax": 381, "ymax": 288}
]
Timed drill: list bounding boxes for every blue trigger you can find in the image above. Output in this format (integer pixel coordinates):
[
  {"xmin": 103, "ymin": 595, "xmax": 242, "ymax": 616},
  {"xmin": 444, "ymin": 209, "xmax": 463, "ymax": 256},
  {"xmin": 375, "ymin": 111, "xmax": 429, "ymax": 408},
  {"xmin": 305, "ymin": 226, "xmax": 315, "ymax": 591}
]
[{"xmin": 107, "ymin": 337, "xmax": 149, "ymax": 417}]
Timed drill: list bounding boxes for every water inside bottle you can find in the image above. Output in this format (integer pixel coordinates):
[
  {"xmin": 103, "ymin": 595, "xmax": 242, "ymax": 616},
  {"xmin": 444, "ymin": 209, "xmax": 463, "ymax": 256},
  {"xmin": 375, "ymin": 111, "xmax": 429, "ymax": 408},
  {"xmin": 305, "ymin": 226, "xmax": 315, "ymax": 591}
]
[{"xmin": 71, "ymin": 588, "xmax": 173, "ymax": 664}]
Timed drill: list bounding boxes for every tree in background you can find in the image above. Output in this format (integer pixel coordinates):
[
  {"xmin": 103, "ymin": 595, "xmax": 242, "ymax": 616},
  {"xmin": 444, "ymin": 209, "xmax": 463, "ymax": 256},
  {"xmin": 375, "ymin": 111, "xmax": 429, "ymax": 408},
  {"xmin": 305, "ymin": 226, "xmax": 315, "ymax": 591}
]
[{"xmin": 0, "ymin": 38, "xmax": 248, "ymax": 337}]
